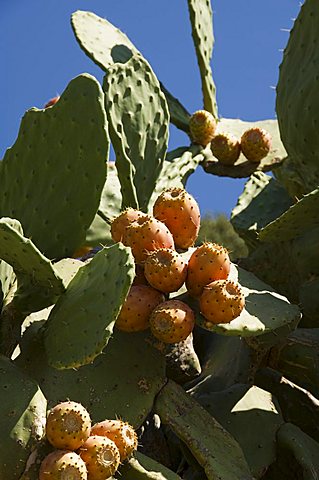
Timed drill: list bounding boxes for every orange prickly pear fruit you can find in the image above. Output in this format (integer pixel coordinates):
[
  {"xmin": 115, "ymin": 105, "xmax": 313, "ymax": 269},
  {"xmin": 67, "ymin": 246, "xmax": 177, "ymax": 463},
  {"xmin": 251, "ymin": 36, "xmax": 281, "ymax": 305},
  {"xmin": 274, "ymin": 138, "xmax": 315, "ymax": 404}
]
[
  {"xmin": 39, "ymin": 450, "xmax": 87, "ymax": 480},
  {"xmin": 150, "ymin": 299, "xmax": 195, "ymax": 344},
  {"xmin": 186, "ymin": 242, "xmax": 231, "ymax": 297},
  {"xmin": 211, "ymin": 132, "xmax": 241, "ymax": 165},
  {"xmin": 115, "ymin": 285, "xmax": 165, "ymax": 332},
  {"xmin": 44, "ymin": 95, "xmax": 60, "ymax": 108},
  {"xmin": 123, "ymin": 215, "xmax": 174, "ymax": 264},
  {"xmin": 153, "ymin": 187, "xmax": 200, "ymax": 249},
  {"xmin": 240, "ymin": 127, "xmax": 272, "ymax": 162},
  {"xmin": 189, "ymin": 110, "xmax": 217, "ymax": 146},
  {"xmin": 111, "ymin": 208, "xmax": 147, "ymax": 243},
  {"xmin": 144, "ymin": 248, "xmax": 188, "ymax": 293},
  {"xmin": 91, "ymin": 419, "xmax": 138, "ymax": 461},
  {"xmin": 199, "ymin": 279, "xmax": 245, "ymax": 326},
  {"xmin": 78, "ymin": 435, "xmax": 120, "ymax": 480},
  {"xmin": 45, "ymin": 401, "xmax": 91, "ymax": 450}
]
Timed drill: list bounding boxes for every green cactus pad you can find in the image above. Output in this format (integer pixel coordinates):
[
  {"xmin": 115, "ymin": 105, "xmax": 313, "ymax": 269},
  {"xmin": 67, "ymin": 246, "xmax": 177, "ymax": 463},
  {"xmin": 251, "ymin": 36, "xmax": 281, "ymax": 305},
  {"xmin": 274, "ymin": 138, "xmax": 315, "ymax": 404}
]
[
  {"xmin": 269, "ymin": 423, "xmax": 319, "ymax": 478},
  {"xmin": 44, "ymin": 244, "xmax": 135, "ymax": 369},
  {"xmin": 202, "ymin": 119, "xmax": 287, "ymax": 178},
  {"xmin": 71, "ymin": 10, "xmax": 190, "ymax": 134},
  {"xmin": 269, "ymin": 328, "xmax": 319, "ymax": 399},
  {"xmin": 0, "ymin": 74, "xmax": 109, "ymax": 259},
  {"xmin": 148, "ymin": 145, "xmax": 204, "ymax": 212},
  {"xmin": 103, "ymin": 53, "xmax": 169, "ymax": 211},
  {"xmin": 255, "ymin": 367, "xmax": 319, "ymax": 443},
  {"xmin": 154, "ymin": 380, "xmax": 253, "ymax": 480},
  {"xmin": 196, "ymin": 384, "xmax": 284, "ymax": 478},
  {"xmin": 180, "ymin": 265, "xmax": 300, "ymax": 347},
  {"xmin": 187, "ymin": 0, "xmax": 217, "ymax": 118},
  {"xmin": 231, "ymin": 173, "xmax": 293, "ymax": 251},
  {"xmin": 0, "ymin": 355, "xmax": 47, "ymax": 479},
  {"xmin": 188, "ymin": 333, "xmax": 251, "ymax": 395},
  {"xmin": 0, "ymin": 218, "xmax": 64, "ymax": 300},
  {"xmin": 118, "ymin": 452, "xmax": 182, "ymax": 480},
  {"xmin": 299, "ymin": 277, "xmax": 319, "ymax": 327},
  {"xmin": 0, "ymin": 218, "xmax": 64, "ymax": 352},
  {"xmin": 276, "ymin": 0, "xmax": 319, "ymax": 194},
  {"xmin": 86, "ymin": 162, "xmax": 122, "ymax": 246},
  {"xmin": 16, "ymin": 326, "xmax": 166, "ymax": 429},
  {"xmin": 259, "ymin": 188, "xmax": 319, "ymax": 242}
]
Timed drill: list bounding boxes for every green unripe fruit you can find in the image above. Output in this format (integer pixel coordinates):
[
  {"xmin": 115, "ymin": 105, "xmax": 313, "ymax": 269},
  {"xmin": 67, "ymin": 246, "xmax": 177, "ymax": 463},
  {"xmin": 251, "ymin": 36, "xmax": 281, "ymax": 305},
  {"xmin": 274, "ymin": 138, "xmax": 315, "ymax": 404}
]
[{"xmin": 189, "ymin": 110, "xmax": 217, "ymax": 146}]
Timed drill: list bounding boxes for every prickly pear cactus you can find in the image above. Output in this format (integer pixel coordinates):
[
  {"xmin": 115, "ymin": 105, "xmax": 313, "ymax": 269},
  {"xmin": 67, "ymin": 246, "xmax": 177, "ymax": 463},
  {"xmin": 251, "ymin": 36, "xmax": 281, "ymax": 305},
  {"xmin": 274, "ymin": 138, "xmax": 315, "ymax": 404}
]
[
  {"xmin": 103, "ymin": 53, "xmax": 169, "ymax": 210},
  {"xmin": 0, "ymin": 74, "xmax": 109, "ymax": 259},
  {"xmin": 276, "ymin": 0, "xmax": 319, "ymax": 194}
]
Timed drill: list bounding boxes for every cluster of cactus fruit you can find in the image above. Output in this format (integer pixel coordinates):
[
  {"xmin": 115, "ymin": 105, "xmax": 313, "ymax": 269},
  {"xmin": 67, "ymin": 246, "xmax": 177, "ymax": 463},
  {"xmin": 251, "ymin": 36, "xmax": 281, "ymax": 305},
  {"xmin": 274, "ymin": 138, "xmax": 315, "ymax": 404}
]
[
  {"xmin": 189, "ymin": 109, "xmax": 272, "ymax": 164},
  {"xmin": 1, "ymin": 1, "xmax": 319, "ymax": 479},
  {"xmin": 112, "ymin": 188, "xmax": 245, "ymax": 342},
  {"xmin": 40, "ymin": 400, "xmax": 137, "ymax": 479}
]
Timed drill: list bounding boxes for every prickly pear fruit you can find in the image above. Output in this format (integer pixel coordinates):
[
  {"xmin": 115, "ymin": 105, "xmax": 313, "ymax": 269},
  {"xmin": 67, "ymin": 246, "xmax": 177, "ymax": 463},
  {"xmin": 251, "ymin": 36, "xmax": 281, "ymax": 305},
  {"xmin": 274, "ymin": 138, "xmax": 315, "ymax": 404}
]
[
  {"xmin": 153, "ymin": 187, "xmax": 200, "ymax": 249},
  {"xmin": 111, "ymin": 208, "xmax": 147, "ymax": 243},
  {"xmin": 144, "ymin": 248, "xmax": 188, "ymax": 293},
  {"xmin": 211, "ymin": 132, "xmax": 241, "ymax": 165},
  {"xmin": 91, "ymin": 419, "xmax": 138, "ymax": 461},
  {"xmin": 115, "ymin": 285, "xmax": 165, "ymax": 332},
  {"xmin": 189, "ymin": 110, "xmax": 217, "ymax": 146},
  {"xmin": 44, "ymin": 95, "xmax": 60, "ymax": 109},
  {"xmin": 200, "ymin": 280, "xmax": 245, "ymax": 326},
  {"xmin": 39, "ymin": 450, "xmax": 87, "ymax": 480},
  {"xmin": 149, "ymin": 299, "xmax": 195, "ymax": 344},
  {"xmin": 123, "ymin": 215, "xmax": 174, "ymax": 264},
  {"xmin": 78, "ymin": 435, "xmax": 120, "ymax": 480},
  {"xmin": 240, "ymin": 127, "xmax": 272, "ymax": 162},
  {"xmin": 186, "ymin": 242, "xmax": 231, "ymax": 297},
  {"xmin": 46, "ymin": 401, "xmax": 91, "ymax": 450}
]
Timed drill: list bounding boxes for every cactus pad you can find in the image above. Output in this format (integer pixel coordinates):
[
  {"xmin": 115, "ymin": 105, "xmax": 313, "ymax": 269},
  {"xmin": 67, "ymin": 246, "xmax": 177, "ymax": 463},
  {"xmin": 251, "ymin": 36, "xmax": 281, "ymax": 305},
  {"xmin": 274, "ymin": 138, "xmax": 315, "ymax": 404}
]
[
  {"xmin": 71, "ymin": 10, "xmax": 191, "ymax": 134},
  {"xmin": 0, "ymin": 74, "xmax": 109, "ymax": 259},
  {"xmin": 0, "ymin": 355, "xmax": 47, "ymax": 478},
  {"xmin": 276, "ymin": 0, "xmax": 319, "ymax": 194},
  {"xmin": 259, "ymin": 188, "xmax": 319, "ymax": 242},
  {"xmin": 196, "ymin": 384, "xmax": 283, "ymax": 478},
  {"xmin": 231, "ymin": 172, "xmax": 293, "ymax": 250},
  {"xmin": 16, "ymin": 326, "xmax": 166, "ymax": 429},
  {"xmin": 187, "ymin": 0, "xmax": 217, "ymax": 117},
  {"xmin": 44, "ymin": 244, "xmax": 135, "ymax": 369},
  {"xmin": 103, "ymin": 53, "xmax": 169, "ymax": 211},
  {"xmin": 155, "ymin": 380, "xmax": 253, "ymax": 480}
]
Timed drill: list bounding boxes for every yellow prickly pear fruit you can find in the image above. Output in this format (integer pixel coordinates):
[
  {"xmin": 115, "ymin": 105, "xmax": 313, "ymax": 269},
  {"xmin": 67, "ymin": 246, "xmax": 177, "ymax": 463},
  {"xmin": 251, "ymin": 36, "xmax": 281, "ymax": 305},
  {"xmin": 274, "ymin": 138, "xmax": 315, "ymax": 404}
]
[
  {"xmin": 91, "ymin": 419, "xmax": 138, "ymax": 461},
  {"xmin": 240, "ymin": 127, "xmax": 272, "ymax": 162},
  {"xmin": 211, "ymin": 132, "xmax": 241, "ymax": 165},
  {"xmin": 78, "ymin": 435, "xmax": 120, "ymax": 480},
  {"xmin": 189, "ymin": 110, "xmax": 217, "ymax": 146},
  {"xmin": 39, "ymin": 450, "xmax": 87, "ymax": 480},
  {"xmin": 200, "ymin": 279, "xmax": 245, "ymax": 326},
  {"xmin": 150, "ymin": 299, "xmax": 195, "ymax": 344},
  {"xmin": 45, "ymin": 401, "xmax": 91, "ymax": 450}
]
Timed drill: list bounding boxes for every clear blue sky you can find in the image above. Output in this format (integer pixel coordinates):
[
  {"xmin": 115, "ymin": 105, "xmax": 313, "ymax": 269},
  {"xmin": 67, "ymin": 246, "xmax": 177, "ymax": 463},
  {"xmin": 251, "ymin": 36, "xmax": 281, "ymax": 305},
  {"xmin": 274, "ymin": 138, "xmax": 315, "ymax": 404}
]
[{"xmin": 1, "ymin": 0, "xmax": 301, "ymax": 216}]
